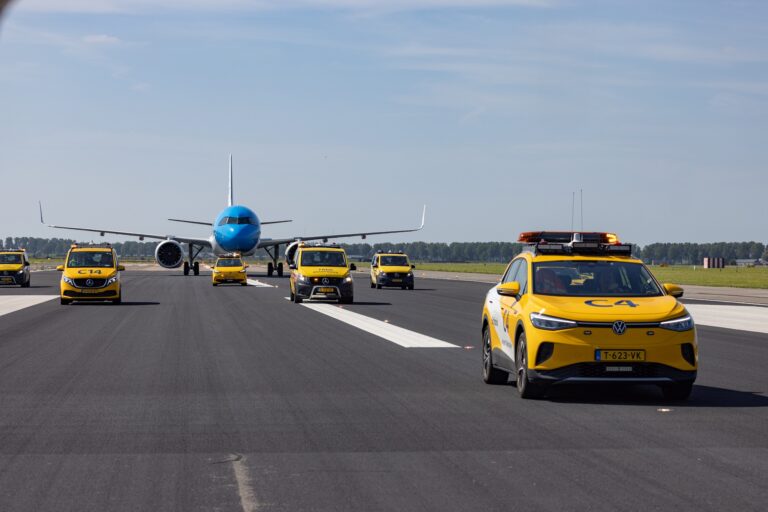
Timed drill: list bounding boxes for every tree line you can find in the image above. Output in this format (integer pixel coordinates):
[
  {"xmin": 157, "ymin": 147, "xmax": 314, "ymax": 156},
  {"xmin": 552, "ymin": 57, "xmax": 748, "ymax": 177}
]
[{"xmin": 3, "ymin": 237, "xmax": 766, "ymax": 265}]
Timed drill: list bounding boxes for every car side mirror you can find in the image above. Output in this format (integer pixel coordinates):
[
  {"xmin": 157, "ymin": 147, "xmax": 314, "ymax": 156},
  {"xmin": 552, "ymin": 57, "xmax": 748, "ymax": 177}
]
[
  {"xmin": 289, "ymin": 264, "xmax": 297, "ymax": 270},
  {"xmin": 350, "ymin": 263, "xmax": 357, "ymax": 271},
  {"xmin": 24, "ymin": 261, "xmax": 30, "ymax": 267},
  {"xmin": 245, "ymin": 264, "xmax": 249, "ymax": 268},
  {"xmin": 663, "ymin": 283, "xmax": 684, "ymax": 298},
  {"xmin": 496, "ymin": 281, "xmax": 520, "ymax": 297},
  {"xmin": 411, "ymin": 264, "xmax": 416, "ymax": 269},
  {"xmin": 56, "ymin": 265, "xmax": 64, "ymax": 271},
  {"xmin": 117, "ymin": 265, "xmax": 126, "ymax": 271},
  {"xmin": 372, "ymin": 264, "xmax": 378, "ymax": 268}
]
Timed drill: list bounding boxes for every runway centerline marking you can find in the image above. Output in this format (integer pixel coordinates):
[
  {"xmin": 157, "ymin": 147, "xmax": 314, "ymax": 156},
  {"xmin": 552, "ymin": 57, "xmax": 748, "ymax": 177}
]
[
  {"xmin": 247, "ymin": 279, "xmax": 274, "ymax": 288},
  {"xmin": 685, "ymin": 304, "xmax": 768, "ymax": 334},
  {"xmin": 299, "ymin": 302, "xmax": 458, "ymax": 348},
  {"xmin": 0, "ymin": 296, "xmax": 58, "ymax": 317}
]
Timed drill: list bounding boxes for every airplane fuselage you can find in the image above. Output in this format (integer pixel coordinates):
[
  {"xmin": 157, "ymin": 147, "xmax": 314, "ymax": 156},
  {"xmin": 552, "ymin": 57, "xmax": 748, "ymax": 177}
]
[{"xmin": 210, "ymin": 205, "xmax": 261, "ymax": 256}]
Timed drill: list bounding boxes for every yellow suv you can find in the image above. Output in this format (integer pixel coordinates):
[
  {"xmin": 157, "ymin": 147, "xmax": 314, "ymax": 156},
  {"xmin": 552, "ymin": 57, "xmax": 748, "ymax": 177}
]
[
  {"xmin": 370, "ymin": 251, "xmax": 415, "ymax": 290},
  {"xmin": 289, "ymin": 243, "xmax": 356, "ymax": 304},
  {"xmin": 0, "ymin": 249, "xmax": 31, "ymax": 288},
  {"xmin": 58, "ymin": 244, "xmax": 124, "ymax": 305},
  {"xmin": 212, "ymin": 254, "xmax": 248, "ymax": 286},
  {"xmin": 481, "ymin": 232, "xmax": 697, "ymax": 401}
]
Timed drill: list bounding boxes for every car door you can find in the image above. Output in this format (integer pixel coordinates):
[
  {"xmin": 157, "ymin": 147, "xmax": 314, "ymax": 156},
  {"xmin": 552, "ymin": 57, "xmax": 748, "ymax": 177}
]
[
  {"xmin": 489, "ymin": 259, "xmax": 520, "ymax": 363},
  {"xmin": 498, "ymin": 258, "xmax": 529, "ymax": 363}
]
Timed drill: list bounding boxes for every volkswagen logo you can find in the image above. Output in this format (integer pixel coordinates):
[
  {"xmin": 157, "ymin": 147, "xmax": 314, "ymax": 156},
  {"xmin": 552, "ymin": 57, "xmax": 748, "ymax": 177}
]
[
  {"xmin": 86, "ymin": 279, "xmax": 94, "ymax": 287},
  {"xmin": 612, "ymin": 320, "xmax": 627, "ymax": 335},
  {"xmin": 322, "ymin": 278, "xmax": 330, "ymax": 285}
]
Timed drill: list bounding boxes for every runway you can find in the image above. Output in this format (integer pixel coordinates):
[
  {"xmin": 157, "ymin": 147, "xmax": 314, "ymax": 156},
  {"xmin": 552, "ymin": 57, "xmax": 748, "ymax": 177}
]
[{"xmin": 0, "ymin": 271, "xmax": 766, "ymax": 511}]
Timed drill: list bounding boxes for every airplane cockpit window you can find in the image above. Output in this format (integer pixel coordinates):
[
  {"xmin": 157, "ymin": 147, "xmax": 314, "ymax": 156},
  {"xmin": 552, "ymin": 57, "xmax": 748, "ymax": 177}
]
[{"xmin": 220, "ymin": 216, "xmax": 255, "ymax": 225}]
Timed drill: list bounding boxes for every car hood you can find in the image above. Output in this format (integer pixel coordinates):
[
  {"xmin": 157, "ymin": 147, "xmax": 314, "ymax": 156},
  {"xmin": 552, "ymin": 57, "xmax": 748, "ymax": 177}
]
[
  {"xmin": 0, "ymin": 264, "xmax": 23, "ymax": 272},
  {"xmin": 64, "ymin": 268, "xmax": 118, "ymax": 279},
  {"xmin": 379, "ymin": 266, "xmax": 412, "ymax": 273},
  {"xmin": 299, "ymin": 267, "xmax": 350, "ymax": 278},
  {"xmin": 215, "ymin": 266, "xmax": 245, "ymax": 272},
  {"xmin": 528, "ymin": 294, "xmax": 687, "ymax": 323}
]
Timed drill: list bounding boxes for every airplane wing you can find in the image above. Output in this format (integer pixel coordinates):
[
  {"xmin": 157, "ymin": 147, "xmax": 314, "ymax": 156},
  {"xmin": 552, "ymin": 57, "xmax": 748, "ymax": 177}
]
[
  {"xmin": 168, "ymin": 218, "xmax": 293, "ymax": 226},
  {"xmin": 257, "ymin": 205, "xmax": 426, "ymax": 249},
  {"xmin": 40, "ymin": 203, "xmax": 210, "ymax": 246}
]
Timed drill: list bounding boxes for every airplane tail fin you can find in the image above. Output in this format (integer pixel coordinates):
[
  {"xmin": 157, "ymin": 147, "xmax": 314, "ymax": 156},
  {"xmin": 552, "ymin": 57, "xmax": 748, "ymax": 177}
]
[{"xmin": 228, "ymin": 154, "xmax": 234, "ymax": 207}]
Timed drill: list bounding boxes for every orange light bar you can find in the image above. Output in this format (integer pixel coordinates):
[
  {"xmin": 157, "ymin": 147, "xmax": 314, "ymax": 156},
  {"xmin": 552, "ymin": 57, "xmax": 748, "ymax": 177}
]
[{"xmin": 518, "ymin": 231, "xmax": 620, "ymax": 244}]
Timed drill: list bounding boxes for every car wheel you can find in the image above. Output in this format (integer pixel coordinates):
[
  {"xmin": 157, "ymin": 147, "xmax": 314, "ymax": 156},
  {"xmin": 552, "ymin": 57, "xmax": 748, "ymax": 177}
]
[
  {"xmin": 293, "ymin": 289, "xmax": 303, "ymax": 304},
  {"xmin": 112, "ymin": 295, "xmax": 122, "ymax": 305},
  {"xmin": 340, "ymin": 296, "xmax": 353, "ymax": 304},
  {"xmin": 482, "ymin": 326, "xmax": 509, "ymax": 384},
  {"xmin": 213, "ymin": 283, "xmax": 218, "ymax": 287},
  {"xmin": 22, "ymin": 279, "xmax": 30, "ymax": 288},
  {"xmin": 370, "ymin": 280, "xmax": 375, "ymax": 289},
  {"xmin": 376, "ymin": 283, "xmax": 382, "ymax": 289},
  {"xmin": 661, "ymin": 382, "xmax": 693, "ymax": 402},
  {"xmin": 516, "ymin": 333, "xmax": 546, "ymax": 399},
  {"xmin": 241, "ymin": 282, "xmax": 248, "ymax": 286},
  {"xmin": 60, "ymin": 298, "xmax": 72, "ymax": 305}
]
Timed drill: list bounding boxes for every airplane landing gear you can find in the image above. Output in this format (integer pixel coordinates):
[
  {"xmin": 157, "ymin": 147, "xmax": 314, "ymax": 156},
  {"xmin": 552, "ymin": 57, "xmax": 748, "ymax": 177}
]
[
  {"xmin": 184, "ymin": 244, "xmax": 204, "ymax": 276},
  {"xmin": 264, "ymin": 245, "xmax": 284, "ymax": 277}
]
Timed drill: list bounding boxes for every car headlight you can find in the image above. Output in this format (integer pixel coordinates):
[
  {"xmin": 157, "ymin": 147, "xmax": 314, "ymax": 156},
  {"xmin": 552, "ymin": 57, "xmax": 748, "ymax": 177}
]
[
  {"xmin": 62, "ymin": 276, "xmax": 76, "ymax": 286},
  {"xmin": 344, "ymin": 275, "xmax": 354, "ymax": 283},
  {"xmin": 380, "ymin": 272, "xmax": 388, "ymax": 277},
  {"xmin": 239, "ymin": 269, "xmax": 247, "ymax": 273},
  {"xmin": 530, "ymin": 312, "xmax": 577, "ymax": 330},
  {"xmin": 407, "ymin": 272, "xmax": 413, "ymax": 277},
  {"xmin": 17, "ymin": 270, "xmax": 25, "ymax": 274},
  {"xmin": 660, "ymin": 315, "xmax": 694, "ymax": 332},
  {"xmin": 297, "ymin": 274, "xmax": 310, "ymax": 283},
  {"xmin": 106, "ymin": 275, "xmax": 119, "ymax": 285}
]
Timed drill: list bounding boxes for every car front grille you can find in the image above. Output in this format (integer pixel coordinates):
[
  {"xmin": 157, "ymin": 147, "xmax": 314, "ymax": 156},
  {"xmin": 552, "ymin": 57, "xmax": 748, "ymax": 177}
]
[{"xmin": 74, "ymin": 278, "xmax": 107, "ymax": 288}]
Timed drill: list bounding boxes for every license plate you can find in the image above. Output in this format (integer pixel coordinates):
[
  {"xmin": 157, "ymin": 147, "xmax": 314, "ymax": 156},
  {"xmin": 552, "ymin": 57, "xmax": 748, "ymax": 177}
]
[
  {"xmin": 81, "ymin": 288, "xmax": 102, "ymax": 294},
  {"xmin": 596, "ymin": 350, "xmax": 646, "ymax": 362},
  {"xmin": 318, "ymin": 287, "xmax": 335, "ymax": 293},
  {"xmin": 0, "ymin": 277, "xmax": 13, "ymax": 283},
  {"xmin": 392, "ymin": 279, "xmax": 402, "ymax": 283}
]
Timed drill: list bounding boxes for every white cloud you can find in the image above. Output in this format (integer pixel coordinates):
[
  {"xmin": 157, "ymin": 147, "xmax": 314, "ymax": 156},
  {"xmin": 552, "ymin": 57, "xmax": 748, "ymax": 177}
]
[{"xmin": 82, "ymin": 34, "xmax": 120, "ymax": 45}]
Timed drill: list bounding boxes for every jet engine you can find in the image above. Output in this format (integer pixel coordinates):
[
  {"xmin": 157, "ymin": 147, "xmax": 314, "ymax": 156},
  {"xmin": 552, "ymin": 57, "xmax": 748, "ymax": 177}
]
[
  {"xmin": 285, "ymin": 240, "xmax": 301, "ymax": 266},
  {"xmin": 155, "ymin": 240, "xmax": 184, "ymax": 269}
]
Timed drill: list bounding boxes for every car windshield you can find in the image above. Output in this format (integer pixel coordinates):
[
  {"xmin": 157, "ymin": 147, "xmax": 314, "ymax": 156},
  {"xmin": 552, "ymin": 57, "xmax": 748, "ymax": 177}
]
[
  {"xmin": 301, "ymin": 250, "xmax": 347, "ymax": 267},
  {"xmin": 217, "ymin": 259, "xmax": 243, "ymax": 267},
  {"xmin": 533, "ymin": 260, "xmax": 662, "ymax": 297},
  {"xmin": 381, "ymin": 256, "xmax": 409, "ymax": 266},
  {"xmin": 67, "ymin": 251, "xmax": 115, "ymax": 268},
  {"xmin": 0, "ymin": 254, "xmax": 22, "ymax": 264}
]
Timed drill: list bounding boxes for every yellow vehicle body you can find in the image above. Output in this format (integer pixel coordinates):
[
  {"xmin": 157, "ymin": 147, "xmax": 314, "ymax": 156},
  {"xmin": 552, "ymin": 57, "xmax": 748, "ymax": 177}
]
[
  {"xmin": 370, "ymin": 252, "xmax": 415, "ymax": 290},
  {"xmin": 212, "ymin": 256, "xmax": 248, "ymax": 286},
  {"xmin": 58, "ymin": 246, "xmax": 124, "ymax": 305},
  {"xmin": 0, "ymin": 250, "xmax": 31, "ymax": 287},
  {"xmin": 289, "ymin": 245, "xmax": 355, "ymax": 304},
  {"xmin": 481, "ymin": 239, "xmax": 697, "ymax": 401}
]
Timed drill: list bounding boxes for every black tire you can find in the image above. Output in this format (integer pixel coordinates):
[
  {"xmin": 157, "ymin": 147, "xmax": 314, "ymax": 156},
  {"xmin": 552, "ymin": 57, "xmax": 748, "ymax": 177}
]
[
  {"xmin": 60, "ymin": 298, "xmax": 72, "ymax": 305},
  {"xmin": 112, "ymin": 295, "xmax": 122, "ymax": 305},
  {"xmin": 293, "ymin": 286, "xmax": 303, "ymax": 304},
  {"xmin": 340, "ymin": 296, "xmax": 353, "ymax": 304},
  {"xmin": 22, "ymin": 278, "xmax": 30, "ymax": 288},
  {"xmin": 267, "ymin": 262, "xmax": 274, "ymax": 277},
  {"xmin": 213, "ymin": 283, "xmax": 218, "ymax": 287},
  {"xmin": 408, "ymin": 285, "xmax": 414, "ymax": 290},
  {"xmin": 482, "ymin": 326, "xmax": 509, "ymax": 384},
  {"xmin": 277, "ymin": 262, "xmax": 284, "ymax": 277},
  {"xmin": 376, "ymin": 283, "xmax": 382, "ymax": 290},
  {"xmin": 241, "ymin": 282, "xmax": 248, "ymax": 286},
  {"xmin": 183, "ymin": 262, "xmax": 190, "ymax": 276},
  {"xmin": 193, "ymin": 261, "xmax": 200, "ymax": 276},
  {"xmin": 516, "ymin": 333, "xmax": 547, "ymax": 399},
  {"xmin": 661, "ymin": 382, "xmax": 693, "ymax": 402},
  {"xmin": 370, "ymin": 281, "xmax": 375, "ymax": 288}
]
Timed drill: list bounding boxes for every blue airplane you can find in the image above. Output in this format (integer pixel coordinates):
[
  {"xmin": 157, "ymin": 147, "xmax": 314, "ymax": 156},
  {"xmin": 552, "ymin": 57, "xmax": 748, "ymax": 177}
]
[{"xmin": 41, "ymin": 155, "xmax": 426, "ymax": 276}]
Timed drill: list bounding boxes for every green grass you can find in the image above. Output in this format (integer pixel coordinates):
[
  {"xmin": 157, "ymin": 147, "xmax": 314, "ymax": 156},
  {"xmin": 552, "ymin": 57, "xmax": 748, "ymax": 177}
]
[{"xmin": 647, "ymin": 265, "xmax": 768, "ymax": 289}]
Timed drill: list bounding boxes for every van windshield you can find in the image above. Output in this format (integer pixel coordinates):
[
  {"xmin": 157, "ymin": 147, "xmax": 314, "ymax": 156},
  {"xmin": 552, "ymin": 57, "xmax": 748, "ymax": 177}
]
[
  {"xmin": 0, "ymin": 254, "xmax": 22, "ymax": 264},
  {"xmin": 67, "ymin": 252, "xmax": 115, "ymax": 268},
  {"xmin": 381, "ymin": 256, "xmax": 409, "ymax": 266},
  {"xmin": 301, "ymin": 251, "xmax": 347, "ymax": 267},
  {"xmin": 533, "ymin": 261, "xmax": 662, "ymax": 297}
]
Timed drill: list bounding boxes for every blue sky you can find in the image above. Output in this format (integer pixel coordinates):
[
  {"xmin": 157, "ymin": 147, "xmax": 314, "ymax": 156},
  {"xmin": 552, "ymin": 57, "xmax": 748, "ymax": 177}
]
[{"xmin": 1, "ymin": 0, "xmax": 766, "ymax": 245}]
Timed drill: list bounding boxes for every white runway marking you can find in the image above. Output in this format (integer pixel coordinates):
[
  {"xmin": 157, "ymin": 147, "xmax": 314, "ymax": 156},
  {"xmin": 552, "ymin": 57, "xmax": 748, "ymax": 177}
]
[
  {"xmin": 300, "ymin": 302, "xmax": 458, "ymax": 348},
  {"xmin": 247, "ymin": 279, "xmax": 274, "ymax": 288},
  {"xmin": 0, "ymin": 296, "xmax": 58, "ymax": 317},
  {"xmin": 686, "ymin": 304, "xmax": 768, "ymax": 334},
  {"xmin": 230, "ymin": 454, "xmax": 259, "ymax": 512}
]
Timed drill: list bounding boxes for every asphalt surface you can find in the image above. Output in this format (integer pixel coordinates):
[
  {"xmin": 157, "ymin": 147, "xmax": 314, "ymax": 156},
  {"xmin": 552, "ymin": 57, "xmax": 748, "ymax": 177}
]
[{"xmin": 0, "ymin": 270, "xmax": 766, "ymax": 512}]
